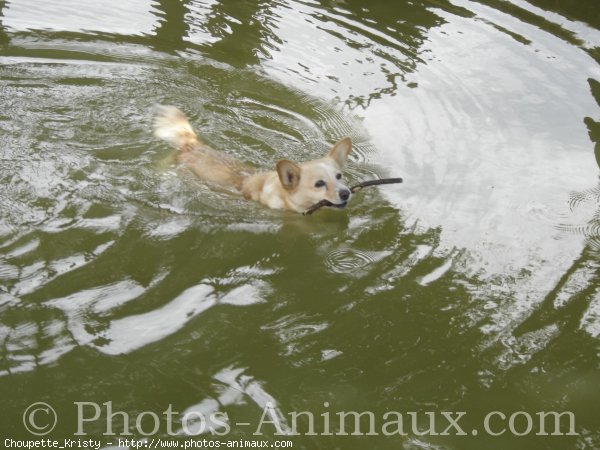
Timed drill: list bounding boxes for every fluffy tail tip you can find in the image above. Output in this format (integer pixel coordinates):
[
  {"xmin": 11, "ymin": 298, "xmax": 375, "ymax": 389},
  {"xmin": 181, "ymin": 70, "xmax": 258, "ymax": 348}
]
[{"xmin": 153, "ymin": 105, "xmax": 197, "ymax": 148}]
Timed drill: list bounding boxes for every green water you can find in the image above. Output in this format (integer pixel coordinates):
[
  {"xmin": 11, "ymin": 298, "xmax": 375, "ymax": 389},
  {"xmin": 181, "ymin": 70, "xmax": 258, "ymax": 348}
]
[{"xmin": 1, "ymin": 1, "xmax": 599, "ymax": 449}]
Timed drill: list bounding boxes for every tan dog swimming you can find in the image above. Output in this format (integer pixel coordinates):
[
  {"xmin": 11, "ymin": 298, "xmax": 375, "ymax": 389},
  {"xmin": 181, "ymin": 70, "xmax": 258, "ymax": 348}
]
[{"xmin": 153, "ymin": 106, "xmax": 352, "ymax": 213}]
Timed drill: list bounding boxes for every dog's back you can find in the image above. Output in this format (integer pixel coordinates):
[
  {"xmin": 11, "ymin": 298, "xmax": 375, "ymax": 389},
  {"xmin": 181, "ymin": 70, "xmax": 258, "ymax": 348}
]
[{"xmin": 153, "ymin": 106, "xmax": 253, "ymax": 189}]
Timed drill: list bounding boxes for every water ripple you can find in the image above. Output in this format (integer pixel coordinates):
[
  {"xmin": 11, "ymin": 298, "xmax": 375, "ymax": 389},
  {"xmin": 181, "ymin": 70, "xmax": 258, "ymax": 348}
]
[{"xmin": 324, "ymin": 248, "xmax": 377, "ymax": 275}]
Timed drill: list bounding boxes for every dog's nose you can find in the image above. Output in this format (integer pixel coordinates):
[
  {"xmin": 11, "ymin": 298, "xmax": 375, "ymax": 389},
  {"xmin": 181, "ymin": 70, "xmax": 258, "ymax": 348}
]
[{"xmin": 339, "ymin": 189, "xmax": 350, "ymax": 201}]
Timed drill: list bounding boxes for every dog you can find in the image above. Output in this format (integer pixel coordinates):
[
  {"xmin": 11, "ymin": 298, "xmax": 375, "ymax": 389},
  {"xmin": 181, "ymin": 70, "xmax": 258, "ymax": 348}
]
[{"xmin": 153, "ymin": 106, "xmax": 352, "ymax": 213}]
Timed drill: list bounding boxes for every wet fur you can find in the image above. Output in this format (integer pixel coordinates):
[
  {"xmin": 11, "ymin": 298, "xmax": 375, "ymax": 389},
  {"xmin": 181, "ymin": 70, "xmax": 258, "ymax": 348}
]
[{"xmin": 153, "ymin": 106, "xmax": 352, "ymax": 213}]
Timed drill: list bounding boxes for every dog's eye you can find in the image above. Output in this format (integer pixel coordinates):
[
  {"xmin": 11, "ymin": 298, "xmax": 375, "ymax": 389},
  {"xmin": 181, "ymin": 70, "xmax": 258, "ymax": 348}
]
[
  {"xmin": 314, "ymin": 180, "xmax": 326, "ymax": 188},
  {"xmin": 336, "ymin": 173, "xmax": 342, "ymax": 180}
]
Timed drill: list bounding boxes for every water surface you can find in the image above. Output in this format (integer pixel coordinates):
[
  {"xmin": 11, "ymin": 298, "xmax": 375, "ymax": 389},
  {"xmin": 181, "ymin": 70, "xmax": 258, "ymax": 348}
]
[{"xmin": 1, "ymin": 1, "xmax": 599, "ymax": 449}]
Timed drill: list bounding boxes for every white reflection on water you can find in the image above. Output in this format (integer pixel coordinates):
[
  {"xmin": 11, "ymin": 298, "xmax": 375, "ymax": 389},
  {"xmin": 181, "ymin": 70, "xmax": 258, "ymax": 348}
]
[
  {"xmin": 264, "ymin": 0, "xmax": 419, "ymax": 105},
  {"xmin": 2, "ymin": 0, "xmax": 159, "ymax": 35},
  {"xmin": 85, "ymin": 283, "xmax": 216, "ymax": 355},
  {"xmin": 213, "ymin": 366, "xmax": 291, "ymax": 434},
  {"xmin": 474, "ymin": 0, "xmax": 600, "ymax": 49},
  {"xmin": 44, "ymin": 277, "xmax": 267, "ymax": 357},
  {"xmin": 176, "ymin": 366, "xmax": 291, "ymax": 435},
  {"xmin": 581, "ymin": 292, "xmax": 600, "ymax": 338},
  {"xmin": 368, "ymin": 12, "xmax": 599, "ymax": 270},
  {"xmin": 0, "ymin": 271, "xmax": 268, "ymax": 376}
]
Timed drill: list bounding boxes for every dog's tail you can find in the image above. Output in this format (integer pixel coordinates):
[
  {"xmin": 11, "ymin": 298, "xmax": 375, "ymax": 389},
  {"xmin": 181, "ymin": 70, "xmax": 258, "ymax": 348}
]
[{"xmin": 153, "ymin": 105, "xmax": 199, "ymax": 149}]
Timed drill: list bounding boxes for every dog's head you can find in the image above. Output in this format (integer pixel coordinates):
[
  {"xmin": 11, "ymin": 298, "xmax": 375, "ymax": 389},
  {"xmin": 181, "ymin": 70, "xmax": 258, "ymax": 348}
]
[{"xmin": 276, "ymin": 138, "xmax": 352, "ymax": 213}]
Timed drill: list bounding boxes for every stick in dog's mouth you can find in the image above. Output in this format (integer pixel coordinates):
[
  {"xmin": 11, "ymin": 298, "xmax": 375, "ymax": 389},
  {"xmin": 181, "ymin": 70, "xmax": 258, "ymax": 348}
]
[{"xmin": 303, "ymin": 177, "xmax": 403, "ymax": 215}]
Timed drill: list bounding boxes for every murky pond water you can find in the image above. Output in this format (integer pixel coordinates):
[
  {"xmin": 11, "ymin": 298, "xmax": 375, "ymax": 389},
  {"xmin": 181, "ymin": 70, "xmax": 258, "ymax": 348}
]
[{"xmin": 1, "ymin": 1, "xmax": 599, "ymax": 449}]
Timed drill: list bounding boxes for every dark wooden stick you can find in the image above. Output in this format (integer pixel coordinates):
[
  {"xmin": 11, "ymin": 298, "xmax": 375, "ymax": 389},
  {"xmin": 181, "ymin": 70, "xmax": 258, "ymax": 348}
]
[
  {"xmin": 303, "ymin": 199, "xmax": 335, "ymax": 215},
  {"xmin": 303, "ymin": 177, "xmax": 403, "ymax": 215},
  {"xmin": 350, "ymin": 177, "xmax": 403, "ymax": 193}
]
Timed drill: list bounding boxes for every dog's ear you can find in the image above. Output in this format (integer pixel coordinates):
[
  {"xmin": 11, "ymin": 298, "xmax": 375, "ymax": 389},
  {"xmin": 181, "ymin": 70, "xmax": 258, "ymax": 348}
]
[
  {"xmin": 328, "ymin": 137, "xmax": 352, "ymax": 167},
  {"xmin": 276, "ymin": 160, "xmax": 301, "ymax": 191}
]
